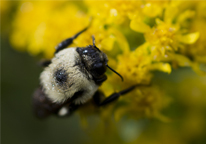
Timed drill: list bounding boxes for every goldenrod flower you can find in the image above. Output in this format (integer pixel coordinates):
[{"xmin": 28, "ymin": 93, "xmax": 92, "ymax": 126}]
[
  {"xmin": 8, "ymin": 1, "xmax": 206, "ymax": 123},
  {"xmin": 131, "ymin": 4, "xmax": 199, "ymax": 58},
  {"xmin": 5, "ymin": 1, "xmax": 206, "ymax": 143},
  {"xmin": 187, "ymin": 2, "xmax": 206, "ymax": 63},
  {"xmin": 85, "ymin": 0, "xmax": 169, "ymax": 24},
  {"xmin": 114, "ymin": 86, "xmax": 171, "ymax": 122},
  {"xmin": 10, "ymin": 1, "xmax": 90, "ymax": 58}
]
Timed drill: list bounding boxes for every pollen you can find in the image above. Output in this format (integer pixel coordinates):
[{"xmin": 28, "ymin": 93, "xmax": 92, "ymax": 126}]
[{"xmin": 145, "ymin": 23, "xmax": 178, "ymax": 54}]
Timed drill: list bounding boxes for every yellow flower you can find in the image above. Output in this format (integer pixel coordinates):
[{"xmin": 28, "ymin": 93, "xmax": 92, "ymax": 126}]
[
  {"xmin": 187, "ymin": 2, "xmax": 206, "ymax": 63},
  {"xmin": 141, "ymin": 1, "xmax": 169, "ymax": 18},
  {"xmin": 130, "ymin": 2, "xmax": 201, "ymax": 75},
  {"xmin": 10, "ymin": 1, "xmax": 90, "ymax": 58},
  {"xmin": 84, "ymin": 0, "xmax": 141, "ymax": 24},
  {"xmin": 145, "ymin": 19, "xmax": 180, "ymax": 54},
  {"xmin": 131, "ymin": 16, "xmax": 199, "ymax": 58},
  {"xmin": 114, "ymin": 86, "xmax": 171, "ymax": 122},
  {"xmin": 8, "ymin": 1, "xmax": 206, "ymax": 124},
  {"xmin": 85, "ymin": 0, "xmax": 169, "ymax": 24}
]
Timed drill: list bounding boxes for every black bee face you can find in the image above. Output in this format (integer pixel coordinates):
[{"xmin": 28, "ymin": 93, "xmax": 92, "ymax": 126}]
[{"xmin": 76, "ymin": 45, "xmax": 108, "ymax": 78}]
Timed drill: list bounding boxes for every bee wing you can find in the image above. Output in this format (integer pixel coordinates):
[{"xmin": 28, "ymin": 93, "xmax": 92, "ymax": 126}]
[
  {"xmin": 32, "ymin": 87, "xmax": 79, "ymax": 118},
  {"xmin": 32, "ymin": 87, "xmax": 55, "ymax": 118}
]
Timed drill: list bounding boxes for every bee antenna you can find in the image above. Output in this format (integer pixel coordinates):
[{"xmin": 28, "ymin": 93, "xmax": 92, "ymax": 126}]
[
  {"xmin": 106, "ymin": 65, "xmax": 124, "ymax": 82},
  {"xmin": 92, "ymin": 35, "xmax": 96, "ymax": 46},
  {"xmin": 92, "ymin": 35, "xmax": 100, "ymax": 52}
]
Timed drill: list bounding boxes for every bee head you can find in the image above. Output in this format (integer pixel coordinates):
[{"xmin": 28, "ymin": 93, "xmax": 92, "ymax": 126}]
[
  {"xmin": 77, "ymin": 46, "xmax": 108, "ymax": 79},
  {"xmin": 76, "ymin": 36, "xmax": 123, "ymax": 81}
]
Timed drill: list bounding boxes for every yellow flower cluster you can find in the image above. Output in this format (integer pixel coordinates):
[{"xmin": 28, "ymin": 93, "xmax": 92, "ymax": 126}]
[
  {"xmin": 8, "ymin": 1, "xmax": 206, "ymax": 121},
  {"xmin": 187, "ymin": 2, "xmax": 206, "ymax": 63},
  {"xmin": 3, "ymin": 1, "xmax": 206, "ymax": 143},
  {"xmin": 10, "ymin": 1, "xmax": 90, "ymax": 58}
]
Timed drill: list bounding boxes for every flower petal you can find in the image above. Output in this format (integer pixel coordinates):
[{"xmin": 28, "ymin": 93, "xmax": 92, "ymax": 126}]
[
  {"xmin": 130, "ymin": 18, "xmax": 151, "ymax": 33},
  {"xmin": 142, "ymin": 3, "xmax": 162, "ymax": 18},
  {"xmin": 164, "ymin": 2, "xmax": 179, "ymax": 23},
  {"xmin": 109, "ymin": 28, "xmax": 130, "ymax": 53},
  {"xmin": 148, "ymin": 63, "xmax": 172, "ymax": 74},
  {"xmin": 101, "ymin": 36, "xmax": 116, "ymax": 51},
  {"xmin": 179, "ymin": 32, "xmax": 200, "ymax": 44},
  {"xmin": 177, "ymin": 10, "xmax": 195, "ymax": 24}
]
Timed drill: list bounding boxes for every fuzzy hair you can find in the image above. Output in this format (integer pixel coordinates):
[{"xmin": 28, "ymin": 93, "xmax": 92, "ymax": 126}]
[{"xmin": 40, "ymin": 48, "xmax": 99, "ymax": 104}]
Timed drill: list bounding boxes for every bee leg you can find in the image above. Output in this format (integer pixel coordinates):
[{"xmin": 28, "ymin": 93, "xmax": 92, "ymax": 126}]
[
  {"xmin": 93, "ymin": 85, "xmax": 137, "ymax": 106},
  {"xmin": 55, "ymin": 27, "xmax": 88, "ymax": 54}
]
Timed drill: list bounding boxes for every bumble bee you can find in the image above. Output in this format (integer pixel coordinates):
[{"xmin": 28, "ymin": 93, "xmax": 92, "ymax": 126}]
[{"xmin": 33, "ymin": 27, "xmax": 138, "ymax": 118}]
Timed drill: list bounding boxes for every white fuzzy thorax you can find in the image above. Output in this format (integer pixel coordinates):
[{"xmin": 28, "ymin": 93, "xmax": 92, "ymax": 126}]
[{"xmin": 40, "ymin": 48, "xmax": 98, "ymax": 104}]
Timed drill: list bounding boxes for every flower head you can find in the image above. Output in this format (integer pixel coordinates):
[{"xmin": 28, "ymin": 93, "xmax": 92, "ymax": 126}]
[{"xmin": 8, "ymin": 1, "xmax": 206, "ymax": 124}]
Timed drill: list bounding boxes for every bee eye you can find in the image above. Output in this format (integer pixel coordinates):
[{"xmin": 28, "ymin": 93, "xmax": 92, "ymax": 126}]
[{"xmin": 92, "ymin": 62, "xmax": 107, "ymax": 76}]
